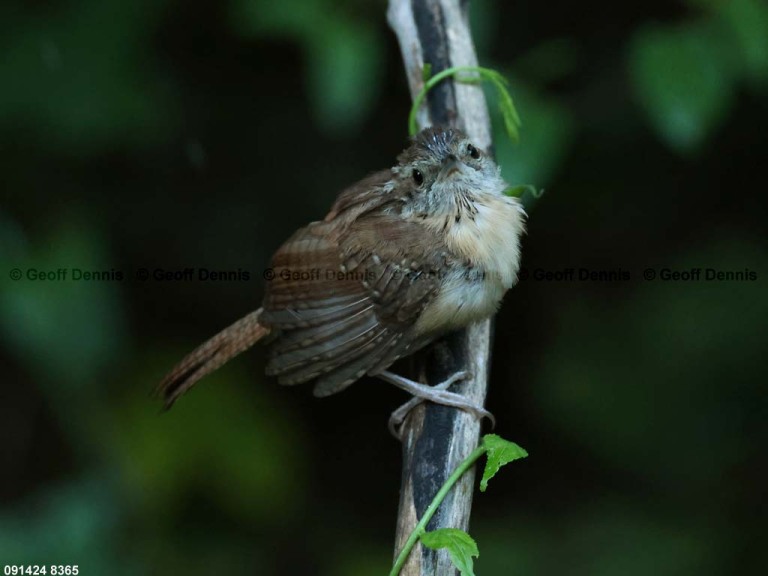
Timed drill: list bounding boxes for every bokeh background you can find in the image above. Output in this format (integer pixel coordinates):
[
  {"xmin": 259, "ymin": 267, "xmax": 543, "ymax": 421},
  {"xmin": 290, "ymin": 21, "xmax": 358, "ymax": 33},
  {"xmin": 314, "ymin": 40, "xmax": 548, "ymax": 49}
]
[{"xmin": 1, "ymin": 0, "xmax": 766, "ymax": 574}]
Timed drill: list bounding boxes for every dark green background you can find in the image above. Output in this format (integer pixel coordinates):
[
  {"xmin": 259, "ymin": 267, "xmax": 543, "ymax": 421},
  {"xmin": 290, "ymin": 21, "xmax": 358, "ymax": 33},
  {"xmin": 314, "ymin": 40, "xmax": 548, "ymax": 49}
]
[{"xmin": 1, "ymin": 0, "xmax": 766, "ymax": 574}]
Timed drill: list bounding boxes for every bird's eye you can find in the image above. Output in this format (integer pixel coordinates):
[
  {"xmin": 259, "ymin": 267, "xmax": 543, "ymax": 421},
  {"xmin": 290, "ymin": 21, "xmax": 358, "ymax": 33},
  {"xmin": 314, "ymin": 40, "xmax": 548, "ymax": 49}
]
[
  {"xmin": 467, "ymin": 144, "xmax": 480, "ymax": 159},
  {"xmin": 412, "ymin": 169, "xmax": 424, "ymax": 186}
]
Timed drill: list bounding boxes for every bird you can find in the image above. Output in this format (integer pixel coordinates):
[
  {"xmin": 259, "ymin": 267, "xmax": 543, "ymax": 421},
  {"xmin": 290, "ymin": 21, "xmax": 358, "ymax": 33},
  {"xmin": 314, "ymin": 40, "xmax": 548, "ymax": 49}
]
[{"xmin": 158, "ymin": 126, "xmax": 525, "ymax": 430}]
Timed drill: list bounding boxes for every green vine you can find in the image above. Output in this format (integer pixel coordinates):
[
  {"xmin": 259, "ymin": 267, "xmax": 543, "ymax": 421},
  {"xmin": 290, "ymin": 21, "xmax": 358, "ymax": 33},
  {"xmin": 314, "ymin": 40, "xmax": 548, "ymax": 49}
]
[
  {"xmin": 389, "ymin": 434, "xmax": 528, "ymax": 576},
  {"xmin": 408, "ymin": 65, "xmax": 522, "ymax": 142},
  {"xmin": 409, "ymin": 65, "xmax": 544, "ymax": 206}
]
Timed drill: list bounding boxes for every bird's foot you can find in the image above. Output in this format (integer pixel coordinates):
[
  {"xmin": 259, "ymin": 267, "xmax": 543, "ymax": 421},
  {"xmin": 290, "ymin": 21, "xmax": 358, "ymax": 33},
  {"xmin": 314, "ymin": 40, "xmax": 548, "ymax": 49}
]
[{"xmin": 378, "ymin": 370, "xmax": 495, "ymax": 438}]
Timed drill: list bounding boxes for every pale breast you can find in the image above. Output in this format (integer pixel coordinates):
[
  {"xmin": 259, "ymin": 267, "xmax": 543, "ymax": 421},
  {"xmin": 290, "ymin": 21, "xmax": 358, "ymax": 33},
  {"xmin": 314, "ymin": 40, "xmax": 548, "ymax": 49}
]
[
  {"xmin": 415, "ymin": 194, "xmax": 525, "ymax": 336},
  {"xmin": 446, "ymin": 194, "xmax": 525, "ymax": 289},
  {"xmin": 414, "ymin": 267, "xmax": 507, "ymax": 335}
]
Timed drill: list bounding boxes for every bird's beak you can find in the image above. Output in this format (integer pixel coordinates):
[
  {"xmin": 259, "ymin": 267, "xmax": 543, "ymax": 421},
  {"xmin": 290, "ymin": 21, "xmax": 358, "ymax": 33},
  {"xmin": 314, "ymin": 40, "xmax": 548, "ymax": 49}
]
[{"xmin": 439, "ymin": 154, "xmax": 468, "ymax": 180}]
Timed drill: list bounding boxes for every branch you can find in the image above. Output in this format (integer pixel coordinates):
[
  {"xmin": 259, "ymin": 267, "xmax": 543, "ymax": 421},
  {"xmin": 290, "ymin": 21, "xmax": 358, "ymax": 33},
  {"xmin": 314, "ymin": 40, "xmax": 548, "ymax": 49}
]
[{"xmin": 387, "ymin": 0, "xmax": 495, "ymax": 574}]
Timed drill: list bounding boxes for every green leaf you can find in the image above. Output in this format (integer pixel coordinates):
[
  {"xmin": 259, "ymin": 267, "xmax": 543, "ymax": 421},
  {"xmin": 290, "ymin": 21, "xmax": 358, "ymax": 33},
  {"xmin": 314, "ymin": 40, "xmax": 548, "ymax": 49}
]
[
  {"xmin": 715, "ymin": 0, "xmax": 768, "ymax": 84},
  {"xmin": 629, "ymin": 23, "xmax": 734, "ymax": 153},
  {"xmin": 420, "ymin": 528, "xmax": 479, "ymax": 576},
  {"xmin": 504, "ymin": 184, "xmax": 540, "ymax": 198},
  {"xmin": 480, "ymin": 434, "xmax": 528, "ymax": 492},
  {"xmin": 504, "ymin": 184, "xmax": 545, "ymax": 212}
]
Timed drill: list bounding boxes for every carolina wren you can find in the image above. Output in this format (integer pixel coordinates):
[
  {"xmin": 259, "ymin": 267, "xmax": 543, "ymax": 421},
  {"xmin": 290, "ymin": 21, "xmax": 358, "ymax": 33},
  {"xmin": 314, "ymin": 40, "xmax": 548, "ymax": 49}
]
[{"xmin": 159, "ymin": 127, "xmax": 525, "ymax": 427}]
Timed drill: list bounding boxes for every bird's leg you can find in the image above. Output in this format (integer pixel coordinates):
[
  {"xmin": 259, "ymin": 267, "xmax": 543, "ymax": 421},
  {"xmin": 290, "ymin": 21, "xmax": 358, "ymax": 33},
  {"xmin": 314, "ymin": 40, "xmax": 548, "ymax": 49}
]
[{"xmin": 379, "ymin": 370, "xmax": 495, "ymax": 438}]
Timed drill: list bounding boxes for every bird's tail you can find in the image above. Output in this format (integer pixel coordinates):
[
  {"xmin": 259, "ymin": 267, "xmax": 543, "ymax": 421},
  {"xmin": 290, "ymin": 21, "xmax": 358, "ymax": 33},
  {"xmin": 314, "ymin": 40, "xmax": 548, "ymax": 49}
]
[{"xmin": 157, "ymin": 308, "xmax": 270, "ymax": 408}]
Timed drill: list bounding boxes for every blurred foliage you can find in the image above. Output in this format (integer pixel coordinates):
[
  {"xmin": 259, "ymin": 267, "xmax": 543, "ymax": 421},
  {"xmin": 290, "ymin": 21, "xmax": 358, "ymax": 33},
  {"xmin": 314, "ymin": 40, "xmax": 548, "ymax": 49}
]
[
  {"xmin": 629, "ymin": 21, "xmax": 735, "ymax": 153},
  {"xmin": 0, "ymin": 473, "xmax": 137, "ymax": 573},
  {"xmin": 0, "ymin": 0, "xmax": 177, "ymax": 151},
  {"xmin": 0, "ymin": 218, "xmax": 124, "ymax": 391},
  {"xmin": 494, "ymin": 79, "xmax": 575, "ymax": 190},
  {"xmin": 231, "ymin": 0, "xmax": 384, "ymax": 135},
  {"xmin": 1, "ymin": 0, "xmax": 766, "ymax": 575},
  {"xmin": 629, "ymin": 0, "xmax": 768, "ymax": 152},
  {"xmin": 475, "ymin": 502, "xmax": 724, "ymax": 576},
  {"xmin": 108, "ymin": 363, "xmax": 305, "ymax": 523},
  {"xmin": 534, "ymin": 237, "xmax": 767, "ymax": 489}
]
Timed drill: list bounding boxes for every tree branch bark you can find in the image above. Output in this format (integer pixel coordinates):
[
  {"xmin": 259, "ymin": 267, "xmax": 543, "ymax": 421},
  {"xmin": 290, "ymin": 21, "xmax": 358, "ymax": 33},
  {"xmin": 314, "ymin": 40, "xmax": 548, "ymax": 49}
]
[{"xmin": 388, "ymin": 1, "xmax": 495, "ymax": 574}]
